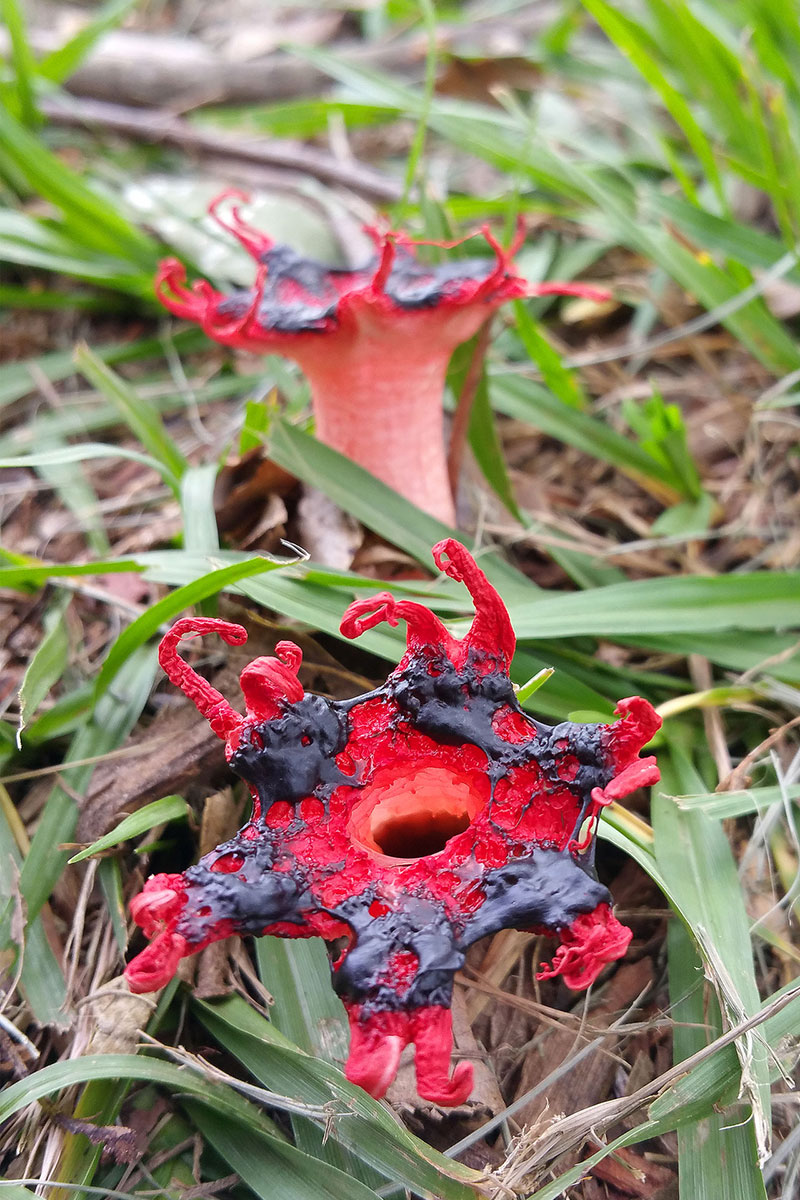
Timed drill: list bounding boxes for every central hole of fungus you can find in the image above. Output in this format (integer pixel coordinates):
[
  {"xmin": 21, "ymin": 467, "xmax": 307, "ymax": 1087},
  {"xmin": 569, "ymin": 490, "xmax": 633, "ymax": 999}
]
[{"xmin": 349, "ymin": 764, "xmax": 487, "ymax": 861}]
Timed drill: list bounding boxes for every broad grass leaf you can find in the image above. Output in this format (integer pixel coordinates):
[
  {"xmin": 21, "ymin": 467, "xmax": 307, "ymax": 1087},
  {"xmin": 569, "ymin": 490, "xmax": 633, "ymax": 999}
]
[
  {"xmin": 68, "ymin": 795, "xmax": 189, "ymax": 864},
  {"xmin": 16, "ymin": 592, "xmax": 71, "ymax": 749}
]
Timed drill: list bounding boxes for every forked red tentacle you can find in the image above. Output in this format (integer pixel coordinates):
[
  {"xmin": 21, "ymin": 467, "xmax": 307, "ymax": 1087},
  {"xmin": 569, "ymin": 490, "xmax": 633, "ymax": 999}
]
[
  {"xmin": 275, "ymin": 640, "xmax": 303, "ymax": 673},
  {"xmin": 507, "ymin": 214, "xmax": 527, "ymax": 258},
  {"xmin": 155, "ymin": 259, "xmax": 209, "ymax": 321},
  {"xmin": 208, "ymin": 189, "xmax": 274, "ymax": 259},
  {"xmin": 605, "ymin": 697, "xmax": 662, "ymax": 766},
  {"xmin": 567, "ymin": 698, "xmax": 660, "ymax": 854},
  {"xmin": 369, "ymin": 231, "xmax": 398, "ymax": 294},
  {"xmin": 473, "ymin": 222, "xmax": 520, "ymax": 299},
  {"xmin": 339, "ymin": 592, "xmax": 399, "ymax": 638},
  {"xmin": 568, "ymin": 755, "xmax": 660, "ymax": 855},
  {"xmin": 237, "ymin": 262, "xmax": 269, "ymax": 340},
  {"xmin": 158, "ymin": 618, "xmax": 247, "ymax": 741},
  {"xmin": 340, "ymin": 593, "xmax": 455, "ymax": 658},
  {"xmin": 126, "ymin": 873, "xmax": 189, "ymax": 993},
  {"xmin": 432, "ymin": 539, "xmax": 515, "ymax": 665},
  {"xmin": 195, "ymin": 263, "xmax": 268, "ymax": 347},
  {"xmin": 126, "ymin": 929, "xmax": 189, "ymax": 993},
  {"xmin": 239, "ymin": 640, "xmax": 305, "ymax": 722},
  {"xmin": 129, "ymin": 874, "xmax": 186, "ymax": 937}
]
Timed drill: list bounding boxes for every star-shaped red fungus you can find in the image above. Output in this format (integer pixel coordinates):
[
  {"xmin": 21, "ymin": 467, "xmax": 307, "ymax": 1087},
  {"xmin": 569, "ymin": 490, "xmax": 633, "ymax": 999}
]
[
  {"xmin": 126, "ymin": 540, "xmax": 660, "ymax": 1105},
  {"xmin": 155, "ymin": 192, "xmax": 609, "ymax": 524}
]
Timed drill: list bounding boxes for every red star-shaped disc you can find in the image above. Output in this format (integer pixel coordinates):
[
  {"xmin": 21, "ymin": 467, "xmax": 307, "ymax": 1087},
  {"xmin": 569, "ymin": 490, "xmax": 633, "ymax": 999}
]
[{"xmin": 126, "ymin": 540, "xmax": 660, "ymax": 1105}]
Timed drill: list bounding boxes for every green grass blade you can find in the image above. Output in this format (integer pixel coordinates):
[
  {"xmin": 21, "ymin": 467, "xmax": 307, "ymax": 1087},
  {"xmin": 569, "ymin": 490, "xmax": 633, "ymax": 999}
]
[
  {"xmin": 0, "ymin": 373, "xmax": 258, "ymax": 456},
  {"xmin": 38, "ymin": 0, "xmax": 138, "ymax": 82},
  {"xmin": 0, "ymin": 109, "xmax": 156, "ymax": 265},
  {"xmin": 93, "ymin": 556, "xmax": 282, "ymax": 697},
  {"xmin": 181, "ymin": 462, "xmax": 221, "ymax": 552},
  {"xmin": 674, "ymin": 784, "xmax": 800, "ymax": 819},
  {"xmin": 513, "ymin": 300, "xmax": 589, "ymax": 411},
  {"xmin": 654, "ymin": 748, "xmax": 771, "ymax": 1164},
  {"xmin": 97, "ymin": 856, "xmax": 127, "ymax": 952},
  {"xmin": 255, "ymin": 939, "xmax": 347, "ymax": 1064},
  {"xmin": 197, "ymin": 97, "xmax": 395, "ymax": 139},
  {"xmin": 0, "ymin": 0, "xmax": 41, "ymax": 126},
  {"xmin": 667, "ymin": 920, "xmax": 768, "ymax": 1200},
  {"xmin": 512, "ymin": 648, "xmax": 617, "ymax": 720},
  {"xmin": 31, "ymin": 423, "xmax": 111, "ymax": 556},
  {"xmin": 267, "ymin": 417, "xmax": 532, "ymax": 596},
  {"xmin": 622, "ymin": 630, "xmax": 800, "ymax": 686},
  {"xmin": 446, "ymin": 334, "xmax": 523, "ymax": 521},
  {"xmin": 0, "ymin": 443, "xmax": 180, "ymax": 491},
  {"xmin": 0, "ymin": 1052, "xmax": 286, "ymax": 1133},
  {"xmin": 16, "ymin": 591, "xmax": 71, "ymax": 749},
  {"xmin": 622, "ymin": 388, "xmax": 703, "ymax": 501},
  {"xmin": 254, "ymin": 938, "xmax": 379, "ymax": 1181},
  {"xmin": 268, "ymin": 419, "xmax": 454, "ymax": 562},
  {"xmin": 0, "ymin": 328, "xmax": 206, "ymax": 410},
  {"xmin": 74, "ymin": 344, "xmax": 188, "ymax": 492},
  {"xmin": 186, "ymin": 1103, "xmax": 383, "ymax": 1200},
  {"xmin": 0, "ymin": 555, "xmax": 142, "ymax": 589},
  {"xmin": 468, "ymin": 372, "xmax": 525, "ymax": 520},
  {"xmin": 489, "ymin": 372, "xmax": 683, "ymax": 499},
  {"xmin": 68, "ymin": 795, "xmax": 188, "ymax": 863},
  {"xmin": 505, "ymin": 571, "xmax": 800, "ymax": 638},
  {"xmin": 581, "ymin": 0, "xmax": 725, "ymax": 205},
  {"xmin": 0, "ymin": 646, "xmax": 158, "ymax": 940},
  {"xmin": 0, "ymin": 786, "xmax": 67, "ymax": 1026}
]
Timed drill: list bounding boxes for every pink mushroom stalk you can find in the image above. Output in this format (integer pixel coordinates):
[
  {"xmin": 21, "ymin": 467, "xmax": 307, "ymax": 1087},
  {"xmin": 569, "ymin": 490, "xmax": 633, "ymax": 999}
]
[{"xmin": 155, "ymin": 191, "xmax": 609, "ymax": 524}]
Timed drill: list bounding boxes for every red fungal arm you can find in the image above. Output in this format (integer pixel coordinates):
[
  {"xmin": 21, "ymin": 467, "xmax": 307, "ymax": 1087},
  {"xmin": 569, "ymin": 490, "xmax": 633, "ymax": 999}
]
[
  {"xmin": 129, "ymin": 875, "xmax": 187, "ymax": 936},
  {"xmin": 238, "ymin": 640, "xmax": 305, "ymax": 722},
  {"xmin": 155, "ymin": 259, "xmax": 209, "ymax": 322},
  {"xmin": 433, "ymin": 538, "xmax": 515, "ymax": 666},
  {"xmin": 341, "ymin": 540, "xmax": 515, "ymax": 670},
  {"xmin": 606, "ymin": 697, "xmax": 662, "ymax": 763},
  {"xmin": 344, "ymin": 1004, "xmax": 473, "ymax": 1106},
  {"xmin": 343, "ymin": 1006, "xmax": 405, "ymax": 1099},
  {"xmin": 536, "ymin": 904, "xmax": 633, "ymax": 990},
  {"xmin": 475, "ymin": 221, "xmax": 526, "ymax": 300},
  {"xmin": 411, "ymin": 1007, "xmax": 473, "ymax": 1106},
  {"xmin": 369, "ymin": 231, "xmax": 398, "ymax": 294},
  {"xmin": 158, "ymin": 619, "xmax": 305, "ymax": 737},
  {"xmin": 126, "ymin": 930, "xmax": 189, "ymax": 993},
  {"xmin": 528, "ymin": 282, "xmax": 612, "ymax": 303},
  {"xmin": 208, "ymin": 189, "xmax": 274, "ymax": 259},
  {"xmin": 591, "ymin": 757, "xmax": 660, "ymax": 808},
  {"xmin": 340, "ymin": 592, "xmax": 456, "ymax": 659},
  {"xmin": 158, "ymin": 618, "xmax": 247, "ymax": 741},
  {"xmin": 127, "ymin": 874, "xmax": 189, "ymax": 993}
]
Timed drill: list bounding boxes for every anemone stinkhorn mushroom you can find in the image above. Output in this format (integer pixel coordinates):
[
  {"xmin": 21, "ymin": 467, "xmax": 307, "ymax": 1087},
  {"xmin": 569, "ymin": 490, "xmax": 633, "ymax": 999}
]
[
  {"xmin": 155, "ymin": 192, "xmax": 609, "ymax": 524},
  {"xmin": 126, "ymin": 539, "xmax": 660, "ymax": 1106}
]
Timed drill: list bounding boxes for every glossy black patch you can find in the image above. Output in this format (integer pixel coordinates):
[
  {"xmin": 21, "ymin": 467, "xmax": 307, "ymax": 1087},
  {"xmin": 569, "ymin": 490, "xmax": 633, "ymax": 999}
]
[{"xmin": 233, "ymin": 694, "xmax": 351, "ymax": 807}]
